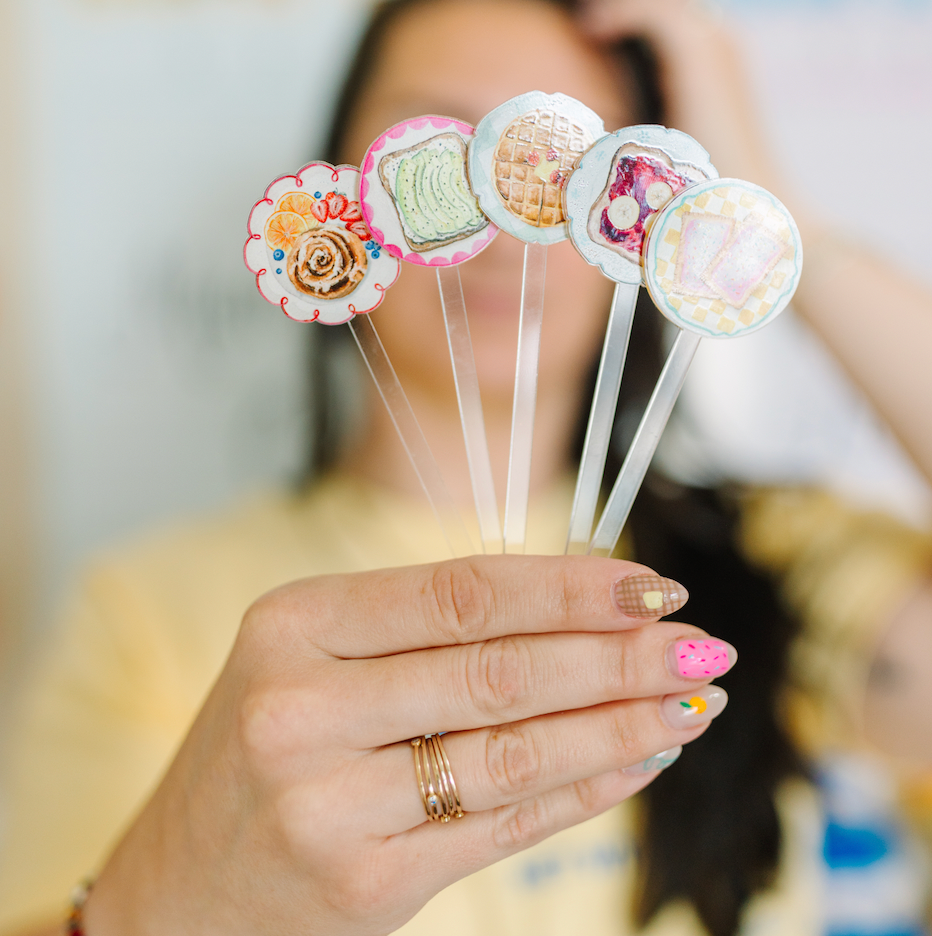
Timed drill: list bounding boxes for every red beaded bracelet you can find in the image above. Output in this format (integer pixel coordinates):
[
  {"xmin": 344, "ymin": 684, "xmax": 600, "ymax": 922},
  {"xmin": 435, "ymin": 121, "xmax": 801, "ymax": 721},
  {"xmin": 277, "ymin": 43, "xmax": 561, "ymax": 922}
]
[{"xmin": 67, "ymin": 880, "xmax": 94, "ymax": 936}]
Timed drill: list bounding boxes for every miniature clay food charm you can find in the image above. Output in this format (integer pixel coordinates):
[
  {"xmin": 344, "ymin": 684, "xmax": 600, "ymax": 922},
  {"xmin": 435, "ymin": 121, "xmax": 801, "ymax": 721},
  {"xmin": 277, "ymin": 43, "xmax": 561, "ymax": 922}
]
[
  {"xmin": 493, "ymin": 107, "xmax": 594, "ymax": 227},
  {"xmin": 379, "ymin": 132, "xmax": 487, "ymax": 252},
  {"xmin": 588, "ymin": 147, "xmax": 696, "ymax": 263},
  {"xmin": 286, "ymin": 227, "xmax": 367, "ymax": 299},
  {"xmin": 644, "ymin": 178, "xmax": 802, "ymax": 338},
  {"xmin": 245, "ymin": 162, "xmax": 400, "ymax": 325},
  {"xmin": 469, "ymin": 92, "xmax": 604, "ymax": 245},
  {"xmin": 361, "ymin": 116, "xmax": 497, "ymax": 266},
  {"xmin": 564, "ymin": 126, "xmax": 717, "ymax": 286}
]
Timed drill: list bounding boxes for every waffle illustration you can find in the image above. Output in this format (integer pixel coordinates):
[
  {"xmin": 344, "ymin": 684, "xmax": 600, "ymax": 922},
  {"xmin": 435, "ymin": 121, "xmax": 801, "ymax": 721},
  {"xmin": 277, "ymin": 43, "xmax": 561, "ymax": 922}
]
[{"xmin": 493, "ymin": 108, "xmax": 594, "ymax": 227}]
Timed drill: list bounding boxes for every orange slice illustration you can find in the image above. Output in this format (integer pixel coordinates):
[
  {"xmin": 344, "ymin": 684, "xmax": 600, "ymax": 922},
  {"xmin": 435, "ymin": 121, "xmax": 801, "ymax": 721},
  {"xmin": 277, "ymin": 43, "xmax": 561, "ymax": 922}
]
[
  {"xmin": 265, "ymin": 211, "xmax": 310, "ymax": 252},
  {"xmin": 277, "ymin": 192, "xmax": 320, "ymax": 225}
]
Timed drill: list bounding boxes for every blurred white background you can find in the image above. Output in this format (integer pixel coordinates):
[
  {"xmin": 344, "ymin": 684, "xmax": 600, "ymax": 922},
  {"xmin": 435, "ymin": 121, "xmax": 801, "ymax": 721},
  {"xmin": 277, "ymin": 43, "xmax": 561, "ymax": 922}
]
[{"xmin": 1, "ymin": 0, "xmax": 931, "ymax": 647}]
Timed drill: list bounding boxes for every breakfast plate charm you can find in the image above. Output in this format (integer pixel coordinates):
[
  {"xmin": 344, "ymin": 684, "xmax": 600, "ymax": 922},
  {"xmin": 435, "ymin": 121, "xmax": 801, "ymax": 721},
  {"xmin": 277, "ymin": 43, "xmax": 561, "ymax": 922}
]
[
  {"xmin": 468, "ymin": 90, "xmax": 604, "ymax": 244},
  {"xmin": 565, "ymin": 125, "xmax": 717, "ymax": 285},
  {"xmin": 245, "ymin": 162, "xmax": 400, "ymax": 325},
  {"xmin": 643, "ymin": 178, "xmax": 802, "ymax": 338},
  {"xmin": 360, "ymin": 116, "xmax": 497, "ymax": 266}
]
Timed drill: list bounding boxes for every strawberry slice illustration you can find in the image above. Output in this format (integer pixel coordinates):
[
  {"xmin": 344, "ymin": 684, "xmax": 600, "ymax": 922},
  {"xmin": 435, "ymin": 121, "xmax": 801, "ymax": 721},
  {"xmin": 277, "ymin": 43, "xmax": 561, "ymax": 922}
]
[
  {"xmin": 346, "ymin": 220, "xmax": 371, "ymax": 240},
  {"xmin": 310, "ymin": 199, "xmax": 329, "ymax": 224},
  {"xmin": 340, "ymin": 200, "xmax": 363, "ymax": 222},
  {"xmin": 526, "ymin": 151, "xmax": 540, "ymax": 167},
  {"xmin": 327, "ymin": 193, "xmax": 348, "ymax": 220}
]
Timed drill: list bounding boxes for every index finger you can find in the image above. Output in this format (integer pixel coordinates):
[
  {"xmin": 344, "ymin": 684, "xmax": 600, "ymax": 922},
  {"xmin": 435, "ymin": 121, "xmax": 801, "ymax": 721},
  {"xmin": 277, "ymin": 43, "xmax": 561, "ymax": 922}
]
[{"xmin": 262, "ymin": 556, "xmax": 688, "ymax": 659}]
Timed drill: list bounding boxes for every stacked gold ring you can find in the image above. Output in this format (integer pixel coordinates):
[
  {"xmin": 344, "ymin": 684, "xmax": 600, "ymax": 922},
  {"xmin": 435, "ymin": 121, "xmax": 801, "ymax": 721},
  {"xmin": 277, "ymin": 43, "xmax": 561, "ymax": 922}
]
[{"xmin": 411, "ymin": 734, "xmax": 464, "ymax": 822}]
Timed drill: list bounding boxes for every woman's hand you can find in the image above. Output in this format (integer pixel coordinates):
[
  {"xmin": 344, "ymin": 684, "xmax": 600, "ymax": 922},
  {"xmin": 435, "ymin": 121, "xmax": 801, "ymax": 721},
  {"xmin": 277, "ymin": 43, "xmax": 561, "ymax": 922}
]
[{"xmin": 84, "ymin": 556, "xmax": 732, "ymax": 936}]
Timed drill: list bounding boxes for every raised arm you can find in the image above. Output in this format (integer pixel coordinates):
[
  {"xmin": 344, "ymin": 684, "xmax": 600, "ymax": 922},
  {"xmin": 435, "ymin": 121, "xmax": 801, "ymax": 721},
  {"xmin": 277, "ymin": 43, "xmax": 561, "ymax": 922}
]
[{"xmin": 583, "ymin": 0, "xmax": 932, "ymax": 486}]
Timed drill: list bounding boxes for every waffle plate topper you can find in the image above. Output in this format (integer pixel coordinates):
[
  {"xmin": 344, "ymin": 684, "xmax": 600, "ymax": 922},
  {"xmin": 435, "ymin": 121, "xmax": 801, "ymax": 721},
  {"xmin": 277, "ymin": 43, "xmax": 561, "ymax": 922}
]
[
  {"xmin": 360, "ymin": 115, "xmax": 497, "ymax": 266},
  {"xmin": 561, "ymin": 126, "xmax": 717, "ymax": 553},
  {"xmin": 245, "ymin": 161, "xmax": 472, "ymax": 556},
  {"xmin": 245, "ymin": 162, "xmax": 399, "ymax": 325},
  {"xmin": 468, "ymin": 90, "xmax": 605, "ymax": 246},
  {"xmin": 589, "ymin": 178, "xmax": 803, "ymax": 557},
  {"xmin": 467, "ymin": 92, "xmax": 605, "ymax": 553},
  {"xmin": 362, "ymin": 116, "xmax": 502, "ymax": 550}
]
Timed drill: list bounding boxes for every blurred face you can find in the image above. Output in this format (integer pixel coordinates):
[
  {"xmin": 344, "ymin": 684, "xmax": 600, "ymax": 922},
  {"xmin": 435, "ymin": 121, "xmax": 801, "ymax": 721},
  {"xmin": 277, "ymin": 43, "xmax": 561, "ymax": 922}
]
[{"xmin": 341, "ymin": 0, "xmax": 633, "ymax": 413}]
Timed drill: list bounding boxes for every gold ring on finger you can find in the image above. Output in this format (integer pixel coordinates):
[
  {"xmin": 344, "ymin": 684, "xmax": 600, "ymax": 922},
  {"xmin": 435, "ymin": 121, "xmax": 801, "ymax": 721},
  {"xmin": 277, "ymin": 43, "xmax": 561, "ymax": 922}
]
[{"xmin": 411, "ymin": 734, "xmax": 464, "ymax": 823}]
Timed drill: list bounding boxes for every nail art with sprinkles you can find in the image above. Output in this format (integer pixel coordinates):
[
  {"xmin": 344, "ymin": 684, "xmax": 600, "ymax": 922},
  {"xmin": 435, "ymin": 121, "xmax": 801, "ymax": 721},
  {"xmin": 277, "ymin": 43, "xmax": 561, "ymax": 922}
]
[{"xmin": 673, "ymin": 638, "xmax": 737, "ymax": 680}]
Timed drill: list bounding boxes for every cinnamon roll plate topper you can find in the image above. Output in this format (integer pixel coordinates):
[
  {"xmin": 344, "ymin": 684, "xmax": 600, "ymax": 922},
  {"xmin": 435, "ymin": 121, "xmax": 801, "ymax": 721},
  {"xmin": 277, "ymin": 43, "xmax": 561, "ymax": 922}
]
[
  {"xmin": 245, "ymin": 163, "xmax": 474, "ymax": 557},
  {"xmin": 588, "ymin": 178, "xmax": 803, "ymax": 558},
  {"xmin": 245, "ymin": 162, "xmax": 399, "ymax": 325},
  {"xmin": 561, "ymin": 126, "xmax": 716, "ymax": 553}
]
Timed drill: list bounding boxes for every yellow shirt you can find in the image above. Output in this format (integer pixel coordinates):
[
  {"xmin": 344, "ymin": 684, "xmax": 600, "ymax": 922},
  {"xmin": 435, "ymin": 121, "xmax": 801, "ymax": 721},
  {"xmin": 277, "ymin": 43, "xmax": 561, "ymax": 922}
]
[{"xmin": 2, "ymin": 476, "xmax": 921, "ymax": 935}]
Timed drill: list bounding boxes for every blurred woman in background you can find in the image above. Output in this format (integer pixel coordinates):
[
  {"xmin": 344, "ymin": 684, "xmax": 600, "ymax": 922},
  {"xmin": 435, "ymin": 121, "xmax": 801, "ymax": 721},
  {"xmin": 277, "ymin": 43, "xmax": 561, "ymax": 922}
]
[{"xmin": 2, "ymin": 1, "xmax": 931, "ymax": 935}]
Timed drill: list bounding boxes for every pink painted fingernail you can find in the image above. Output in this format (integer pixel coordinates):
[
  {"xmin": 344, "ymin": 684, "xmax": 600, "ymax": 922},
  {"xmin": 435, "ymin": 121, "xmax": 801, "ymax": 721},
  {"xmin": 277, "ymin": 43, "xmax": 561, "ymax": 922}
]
[
  {"xmin": 671, "ymin": 638, "xmax": 737, "ymax": 679},
  {"xmin": 622, "ymin": 746, "xmax": 683, "ymax": 776},
  {"xmin": 614, "ymin": 574, "xmax": 688, "ymax": 619},
  {"xmin": 661, "ymin": 686, "xmax": 728, "ymax": 728}
]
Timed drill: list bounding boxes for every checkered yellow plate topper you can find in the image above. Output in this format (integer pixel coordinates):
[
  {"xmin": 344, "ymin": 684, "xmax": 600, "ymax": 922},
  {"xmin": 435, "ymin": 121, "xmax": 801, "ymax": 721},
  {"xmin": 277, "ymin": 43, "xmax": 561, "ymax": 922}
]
[{"xmin": 643, "ymin": 178, "xmax": 802, "ymax": 338}]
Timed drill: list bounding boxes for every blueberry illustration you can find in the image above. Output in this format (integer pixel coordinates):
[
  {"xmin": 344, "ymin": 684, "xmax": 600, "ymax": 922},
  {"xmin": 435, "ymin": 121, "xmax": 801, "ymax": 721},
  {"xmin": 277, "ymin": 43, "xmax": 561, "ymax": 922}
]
[{"xmin": 273, "ymin": 249, "xmax": 284, "ymax": 261}]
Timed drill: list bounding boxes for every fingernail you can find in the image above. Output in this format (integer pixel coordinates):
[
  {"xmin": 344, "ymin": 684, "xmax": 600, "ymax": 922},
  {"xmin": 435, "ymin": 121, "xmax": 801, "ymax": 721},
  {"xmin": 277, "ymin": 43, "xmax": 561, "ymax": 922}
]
[
  {"xmin": 661, "ymin": 686, "xmax": 728, "ymax": 728},
  {"xmin": 623, "ymin": 745, "xmax": 683, "ymax": 776},
  {"xmin": 669, "ymin": 638, "xmax": 737, "ymax": 680},
  {"xmin": 614, "ymin": 574, "xmax": 688, "ymax": 618}
]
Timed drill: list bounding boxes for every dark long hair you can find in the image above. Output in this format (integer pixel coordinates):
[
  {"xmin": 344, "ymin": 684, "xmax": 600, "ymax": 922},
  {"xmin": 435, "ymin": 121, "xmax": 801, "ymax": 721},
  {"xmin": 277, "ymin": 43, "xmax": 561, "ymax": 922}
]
[{"xmin": 314, "ymin": 3, "xmax": 805, "ymax": 933}]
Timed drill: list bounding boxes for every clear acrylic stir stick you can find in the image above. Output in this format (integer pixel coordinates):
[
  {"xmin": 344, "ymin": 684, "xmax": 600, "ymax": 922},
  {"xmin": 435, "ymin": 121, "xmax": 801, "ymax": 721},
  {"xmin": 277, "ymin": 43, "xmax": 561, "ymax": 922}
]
[
  {"xmin": 349, "ymin": 314, "xmax": 475, "ymax": 558},
  {"xmin": 588, "ymin": 329, "xmax": 702, "ymax": 557},
  {"xmin": 565, "ymin": 281, "xmax": 639, "ymax": 554},
  {"xmin": 503, "ymin": 241, "xmax": 547, "ymax": 554},
  {"xmin": 437, "ymin": 266, "xmax": 502, "ymax": 554}
]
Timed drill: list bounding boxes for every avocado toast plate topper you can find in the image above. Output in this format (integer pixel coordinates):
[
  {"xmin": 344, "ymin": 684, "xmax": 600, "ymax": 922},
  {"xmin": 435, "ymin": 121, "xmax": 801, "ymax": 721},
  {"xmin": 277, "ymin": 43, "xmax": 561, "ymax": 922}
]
[
  {"xmin": 469, "ymin": 91, "xmax": 605, "ymax": 553},
  {"xmin": 246, "ymin": 161, "xmax": 472, "ymax": 557},
  {"xmin": 362, "ymin": 116, "xmax": 502, "ymax": 552},
  {"xmin": 562, "ymin": 125, "xmax": 717, "ymax": 553}
]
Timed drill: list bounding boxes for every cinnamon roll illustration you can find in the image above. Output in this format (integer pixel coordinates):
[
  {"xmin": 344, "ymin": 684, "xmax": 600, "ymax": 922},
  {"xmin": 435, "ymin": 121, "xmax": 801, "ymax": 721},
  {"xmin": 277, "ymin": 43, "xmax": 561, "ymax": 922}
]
[{"xmin": 286, "ymin": 227, "xmax": 368, "ymax": 300}]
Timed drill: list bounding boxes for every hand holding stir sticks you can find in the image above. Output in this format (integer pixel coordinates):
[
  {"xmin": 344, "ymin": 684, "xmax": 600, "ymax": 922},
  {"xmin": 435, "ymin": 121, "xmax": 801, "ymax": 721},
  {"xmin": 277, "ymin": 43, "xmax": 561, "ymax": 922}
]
[{"xmin": 245, "ymin": 98, "xmax": 802, "ymax": 563}]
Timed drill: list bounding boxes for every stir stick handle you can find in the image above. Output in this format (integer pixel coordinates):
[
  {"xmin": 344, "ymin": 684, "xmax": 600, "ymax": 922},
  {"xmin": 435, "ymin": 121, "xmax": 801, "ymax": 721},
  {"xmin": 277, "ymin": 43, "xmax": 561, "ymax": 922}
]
[
  {"xmin": 565, "ymin": 281, "xmax": 639, "ymax": 554},
  {"xmin": 503, "ymin": 242, "xmax": 547, "ymax": 554},
  {"xmin": 588, "ymin": 329, "xmax": 701, "ymax": 557},
  {"xmin": 437, "ymin": 266, "xmax": 501, "ymax": 553},
  {"xmin": 349, "ymin": 315, "xmax": 475, "ymax": 558}
]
